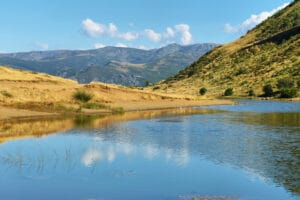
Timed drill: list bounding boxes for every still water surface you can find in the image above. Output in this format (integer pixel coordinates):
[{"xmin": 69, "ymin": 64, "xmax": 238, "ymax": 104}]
[{"xmin": 0, "ymin": 100, "xmax": 299, "ymax": 200}]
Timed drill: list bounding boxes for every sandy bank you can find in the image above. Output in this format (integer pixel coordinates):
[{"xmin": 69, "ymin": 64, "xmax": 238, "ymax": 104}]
[{"xmin": 0, "ymin": 99, "xmax": 234, "ymax": 121}]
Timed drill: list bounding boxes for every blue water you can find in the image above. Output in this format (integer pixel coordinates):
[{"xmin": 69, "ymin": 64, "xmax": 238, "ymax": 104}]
[{"xmin": 0, "ymin": 100, "xmax": 299, "ymax": 200}]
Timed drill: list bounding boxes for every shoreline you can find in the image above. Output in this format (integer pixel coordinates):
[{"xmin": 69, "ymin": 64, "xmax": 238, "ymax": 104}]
[{"xmin": 0, "ymin": 99, "xmax": 235, "ymax": 122}]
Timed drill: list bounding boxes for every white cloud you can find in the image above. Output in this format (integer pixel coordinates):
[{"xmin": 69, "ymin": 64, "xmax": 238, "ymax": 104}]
[
  {"xmin": 82, "ymin": 19, "xmax": 194, "ymax": 45},
  {"xmin": 94, "ymin": 43, "xmax": 106, "ymax": 49},
  {"xmin": 115, "ymin": 43, "xmax": 128, "ymax": 48},
  {"xmin": 82, "ymin": 18, "xmax": 138, "ymax": 41},
  {"xmin": 108, "ymin": 23, "xmax": 118, "ymax": 36},
  {"xmin": 175, "ymin": 24, "xmax": 192, "ymax": 45},
  {"xmin": 34, "ymin": 42, "xmax": 49, "ymax": 50},
  {"xmin": 166, "ymin": 27, "xmax": 175, "ymax": 38},
  {"xmin": 82, "ymin": 18, "xmax": 105, "ymax": 37},
  {"xmin": 144, "ymin": 29, "xmax": 162, "ymax": 42},
  {"xmin": 119, "ymin": 32, "xmax": 138, "ymax": 41},
  {"xmin": 225, "ymin": 2, "xmax": 289, "ymax": 33},
  {"xmin": 143, "ymin": 24, "xmax": 193, "ymax": 45}
]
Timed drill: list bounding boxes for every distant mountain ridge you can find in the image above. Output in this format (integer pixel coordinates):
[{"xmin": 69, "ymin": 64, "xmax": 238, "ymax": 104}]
[{"xmin": 0, "ymin": 43, "xmax": 217, "ymax": 86}]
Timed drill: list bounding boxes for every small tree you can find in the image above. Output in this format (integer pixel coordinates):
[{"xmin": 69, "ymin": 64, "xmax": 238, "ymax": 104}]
[
  {"xmin": 279, "ymin": 88, "xmax": 298, "ymax": 98},
  {"xmin": 199, "ymin": 87, "xmax": 207, "ymax": 95},
  {"xmin": 248, "ymin": 89, "xmax": 255, "ymax": 97},
  {"xmin": 145, "ymin": 80, "xmax": 150, "ymax": 87},
  {"xmin": 263, "ymin": 84, "xmax": 274, "ymax": 97},
  {"xmin": 73, "ymin": 90, "xmax": 93, "ymax": 103},
  {"xmin": 224, "ymin": 88, "xmax": 233, "ymax": 96},
  {"xmin": 276, "ymin": 78, "xmax": 294, "ymax": 89}
]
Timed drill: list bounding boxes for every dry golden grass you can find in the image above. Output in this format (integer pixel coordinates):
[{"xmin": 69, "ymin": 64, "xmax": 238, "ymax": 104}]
[{"xmin": 0, "ymin": 66, "xmax": 233, "ymax": 120}]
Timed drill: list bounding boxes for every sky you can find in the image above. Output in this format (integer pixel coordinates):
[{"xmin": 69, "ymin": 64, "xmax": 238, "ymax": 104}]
[{"xmin": 0, "ymin": 0, "xmax": 293, "ymax": 52}]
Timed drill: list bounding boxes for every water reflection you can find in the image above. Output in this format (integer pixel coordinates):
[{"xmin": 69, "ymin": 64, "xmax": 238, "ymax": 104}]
[
  {"xmin": 0, "ymin": 117, "xmax": 74, "ymax": 143},
  {"xmin": 0, "ymin": 102, "xmax": 299, "ymax": 199},
  {"xmin": 0, "ymin": 108, "xmax": 219, "ymax": 144}
]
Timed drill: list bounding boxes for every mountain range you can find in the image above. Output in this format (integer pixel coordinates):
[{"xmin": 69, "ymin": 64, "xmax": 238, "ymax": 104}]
[{"xmin": 0, "ymin": 43, "xmax": 217, "ymax": 86}]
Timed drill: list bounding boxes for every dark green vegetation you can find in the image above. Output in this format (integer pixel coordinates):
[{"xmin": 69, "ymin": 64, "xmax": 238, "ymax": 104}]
[
  {"xmin": 261, "ymin": 78, "xmax": 299, "ymax": 98},
  {"xmin": 263, "ymin": 84, "xmax": 274, "ymax": 97},
  {"xmin": 248, "ymin": 89, "xmax": 255, "ymax": 96},
  {"xmin": 81, "ymin": 102, "xmax": 106, "ymax": 109},
  {"xmin": 162, "ymin": 0, "xmax": 300, "ymax": 97},
  {"xmin": 0, "ymin": 43, "xmax": 217, "ymax": 86},
  {"xmin": 199, "ymin": 87, "xmax": 207, "ymax": 95},
  {"xmin": 73, "ymin": 90, "xmax": 93, "ymax": 103},
  {"xmin": 0, "ymin": 90, "xmax": 13, "ymax": 98},
  {"xmin": 224, "ymin": 88, "xmax": 234, "ymax": 96},
  {"xmin": 277, "ymin": 78, "xmax": 294, "ymax": 89},
  {"xmin": 11, "ymin": 102, "xmax": 78, "ymax": 113},
  {"xmin": 279, "ymin": 88, "xmax": 298, "ymax": 98}
]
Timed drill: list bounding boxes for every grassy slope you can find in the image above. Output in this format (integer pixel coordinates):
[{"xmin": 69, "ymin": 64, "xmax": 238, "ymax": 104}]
[
  {"xmin": 0, "ymin": 65, "xmax": 173, "ymax": 106},
  {"xmin": 155, "ymin": 0, "xmax": 300, "ymax": 97},
  {"xmin": 0, "ymin": 66, "xmax": 232, "ymax": 118}
]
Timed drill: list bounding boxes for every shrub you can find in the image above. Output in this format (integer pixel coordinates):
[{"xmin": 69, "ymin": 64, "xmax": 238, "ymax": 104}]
[
  {"xmin": 263, "ymin": 84, "xmax": 274, "ymax": 97},
  {"xmin": 0, "ymin": 90, "xmax": 13, "ymax": 98},
  {"xmin": 145, "ymin": 80, "xmax": 150, "ymax": 87},
  {"xmin": 279, "ymin": 88, "xmax": 298, "ymax": 98},
  {"xmin": 111, "ymin": 107, "xmax": 124, "ymax": 114},
  {"xmin": 224, "ymin": 88, "xmax": 233, "ymax": 96},
  {"xmin": 199, "ymin": 87, "xmax": 207, "ymax": 95},
  {"xmin": 235, "ymin": 67, "xmax": 247, "ymax": 76},
  {"xmin": 82, "ymin": 102, "xmax": 106, "ymax": 109},
  {"xmin": 276, "ymin": 78, "xmax": 294, "ymax": 89},
  {"xmin": 248, "ymin": 89, "xmax": 255, "ymax": 96},
  {"xmin": 153, "ymin": 86, "xmax": 160, "ymax": 90},
  {"xmin": 73, "ymin": 90, "xmax": 93, "ymax": 103},
  {"xmin": 297, "ymin": 79, "xmax": 300, "ymax": 88}
]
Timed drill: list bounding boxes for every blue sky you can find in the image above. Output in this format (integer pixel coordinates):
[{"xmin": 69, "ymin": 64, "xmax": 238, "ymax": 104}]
[{"xmin": 0, "ymin": 0, "xmax": 292, "ymax": 52}]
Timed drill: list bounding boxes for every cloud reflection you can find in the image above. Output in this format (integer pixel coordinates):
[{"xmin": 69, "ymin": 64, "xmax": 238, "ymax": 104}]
[{"xmin": 81, "ymin": 149, "xmax": 102, "ymax": 167}]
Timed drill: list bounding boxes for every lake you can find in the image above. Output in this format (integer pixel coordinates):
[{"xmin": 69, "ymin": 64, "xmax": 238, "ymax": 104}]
[{"xmin": 0, "ymin": 100, "xmax": 299, "ymax": 200}]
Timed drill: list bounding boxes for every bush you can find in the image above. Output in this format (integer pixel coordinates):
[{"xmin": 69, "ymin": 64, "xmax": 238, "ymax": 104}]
[
  {"xmin": 199, "ymin": 87, "xmax": 207, "ymax": 95},
  {"xmin": 153, "ymin": 86, "xmax": 160, "ymax": 90},
  {"xmin": 145, "ymin": 80, "xmax": 150, "ymax": 87},
  {"xmin": 279, "ymin": 88, "xmax": 298, "ymax": 98},
  {"xmin": 276, "ymin": 78, "xmax": 294, "ymax": 89},
  {"xmin": 111, "ymin": 107, "xmax": 124, "ymax": 114},
  {"xmin": 0, "ymin": 90, "xmax": 13, "ymax": 98},
  {"xmin": 248, "ymin": 89, "xmax": 255, "ymax": 96},
  {"xmin": 297, "ymin": 79, "xmax": 300, "ymax": 88},
  {"xmin": 224, "ymin": 88, "xmax": 233, "ymax": 96},
  {"xmin": 73, "ymin": 90, "xmax": 93, "ymax": 103},
  {"xmin": 82, "ymin": 102, "xmax": 106, "ymax": 109},
  {"xmin": 263, "ymin": 84, "xmax": 274, "ymax": 97},
  {"xmin": 235, "ymin": 67, "xmax": 247, "ymax": 76}
]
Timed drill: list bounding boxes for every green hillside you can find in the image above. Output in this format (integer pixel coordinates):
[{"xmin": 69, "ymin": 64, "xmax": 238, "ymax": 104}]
[{"xmin": 156, "ymin": 0, "xmax": 300, "ymax": 97}]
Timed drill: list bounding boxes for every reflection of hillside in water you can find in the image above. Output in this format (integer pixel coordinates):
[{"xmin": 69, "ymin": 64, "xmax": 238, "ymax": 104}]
[
  {"xmin": 0, "ymin": 109, "xmax": 299, "ymax": 195},
  {"xmin": 0, "ymin": 118, "xmax": 74, "ymax": 143},
  {"xmin": 0, "ymin": 108, "xmax": 220, "ymax": 143},
  {"xmin": 229, "ymin": 112, "xmax": 300, "ymax": 127}
]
